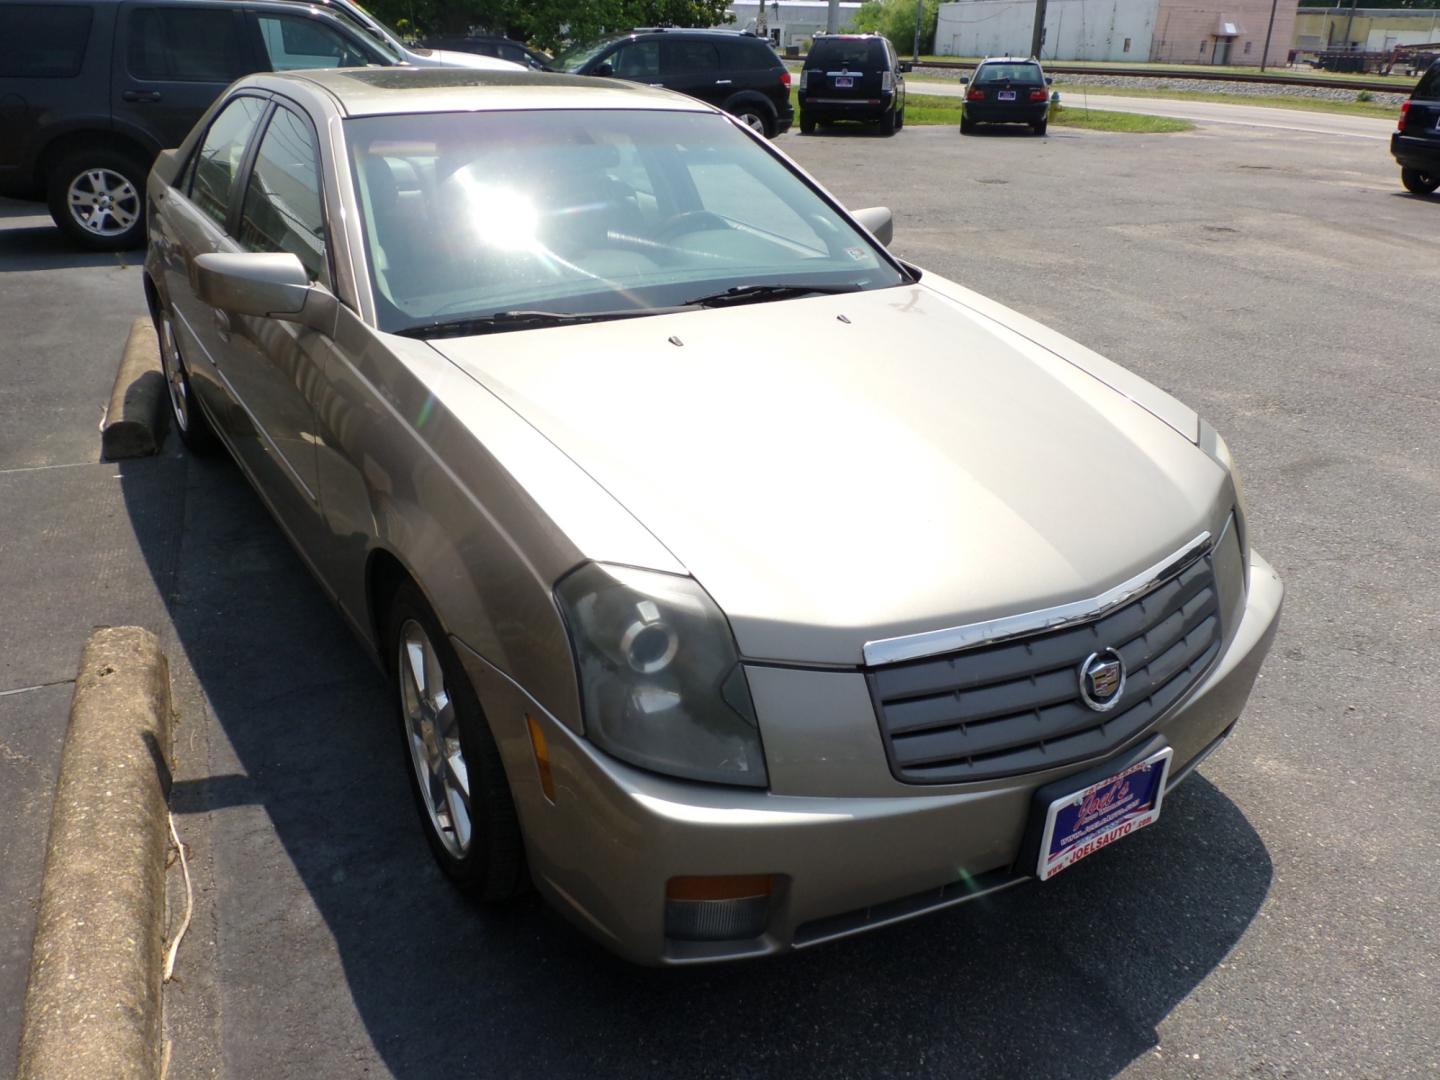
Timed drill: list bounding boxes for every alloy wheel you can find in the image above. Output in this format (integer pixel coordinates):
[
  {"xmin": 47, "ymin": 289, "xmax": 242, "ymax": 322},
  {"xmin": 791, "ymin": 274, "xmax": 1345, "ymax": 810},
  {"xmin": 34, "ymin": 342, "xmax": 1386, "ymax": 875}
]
[
  {"xmin": 67, "ymin": 168, "xmax": 140, "ymax": 237},
  {"xmin": 739, "ymin": 111, "xmax": 767, "ymax": 134},
  {"xmin": 158, "ymin": 313, "xmax": 190, "ymax": 434},
  {"xmin": 398, "ymin": 619, "xmax": 472, "ymax": 858}
]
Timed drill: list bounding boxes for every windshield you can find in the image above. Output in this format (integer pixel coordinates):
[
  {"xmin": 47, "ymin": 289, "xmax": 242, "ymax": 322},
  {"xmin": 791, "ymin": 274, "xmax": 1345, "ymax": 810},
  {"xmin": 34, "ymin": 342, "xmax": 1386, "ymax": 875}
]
[
  {"xmin": 553, "ymin": 36, "xmax": 622, "ymax": 73},
  {"xmin": 346, "ymin": 109, "xmax": 906, "ymax": 335},
  {"xmin": 327, "ymin": 0, "xmax": 406, "ymax": 61}
]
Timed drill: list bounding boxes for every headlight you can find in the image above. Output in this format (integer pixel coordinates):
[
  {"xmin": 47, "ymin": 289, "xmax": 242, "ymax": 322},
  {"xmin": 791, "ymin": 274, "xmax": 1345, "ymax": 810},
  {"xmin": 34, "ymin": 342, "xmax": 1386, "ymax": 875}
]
[{"xmin": 555, "ymin": 563, "xmax": 767, "ymax": 788}]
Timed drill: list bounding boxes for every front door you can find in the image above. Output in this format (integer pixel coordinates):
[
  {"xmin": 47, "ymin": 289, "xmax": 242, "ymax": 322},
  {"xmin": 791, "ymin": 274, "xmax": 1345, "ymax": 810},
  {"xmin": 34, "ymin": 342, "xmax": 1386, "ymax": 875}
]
[
  {"xmin": 1214, "ymin": 38, "xmax": 1233, "ymax": 65},
  {"xmin": 221, "ymin": 102, "xmax": 336, "ymax": 555},
  {"xmin": 112, "ymin": 3, "xmax": 254, "ymax": 151}
]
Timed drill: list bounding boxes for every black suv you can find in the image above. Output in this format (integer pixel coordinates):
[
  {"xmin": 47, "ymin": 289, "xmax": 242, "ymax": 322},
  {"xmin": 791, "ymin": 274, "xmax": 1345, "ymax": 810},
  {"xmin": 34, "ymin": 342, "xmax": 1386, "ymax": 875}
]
[
  {"xmin": 0, "ymin": 0, "xmax": 401, "ymax": 248},
  {"xmin": 960, "ymin": 57, "xmax": 1053, "ymax": 136},
  {"xmin": 1392, "ymin": 59, "xmax": 1440, "ymax": 195},
  {"xmin": 554, "ymin": 28, "xmax": 792, "ymax": 137},
  {"xmin": 420, "ymin": 33, "xmax": 552, "ymax": 71},
  {"xmin": 797, "ymin": 34, "xmax": 909, "ymax": 135}
]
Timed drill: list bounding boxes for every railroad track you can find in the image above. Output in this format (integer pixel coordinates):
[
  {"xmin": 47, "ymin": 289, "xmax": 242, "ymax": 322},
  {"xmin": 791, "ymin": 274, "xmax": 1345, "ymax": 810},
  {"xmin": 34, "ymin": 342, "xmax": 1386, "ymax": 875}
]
[{"xmin": 788, "ymin": 56, "xmax": 1405, "ymax": 94}]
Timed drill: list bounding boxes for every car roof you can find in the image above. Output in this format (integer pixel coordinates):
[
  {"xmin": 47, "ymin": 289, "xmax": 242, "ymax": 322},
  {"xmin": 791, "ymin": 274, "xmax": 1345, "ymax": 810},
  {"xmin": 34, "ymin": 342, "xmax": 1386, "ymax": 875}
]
[
  {"xmin": 979, "ymin": 56, "xmax": 1041, "ymax": 65},
  {"xmin": 258, "ymin": 66, "xmax": 714, "ymax": 118}
]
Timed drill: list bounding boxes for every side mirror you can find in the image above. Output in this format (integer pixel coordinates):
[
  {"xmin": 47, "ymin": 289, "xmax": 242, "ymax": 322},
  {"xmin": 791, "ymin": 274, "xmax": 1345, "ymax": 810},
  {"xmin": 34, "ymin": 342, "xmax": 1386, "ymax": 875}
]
[
  {"xmin": 852, "ymin": 206, "xmax": 893, "ymax": 247},
  {"xmin": 594, "ymin": 61, "xmax": 613, "ymax": 77},
  {"xmin": 959, "ymin": 76, "xmax": 969, "ymax": 85},
  {"xmin": 193, "ymin": 252, "xmax": 334, "ymax": 332},
  {"xmin": 898, "ymin": 61, "xmax": 912, "ymax": 73}
]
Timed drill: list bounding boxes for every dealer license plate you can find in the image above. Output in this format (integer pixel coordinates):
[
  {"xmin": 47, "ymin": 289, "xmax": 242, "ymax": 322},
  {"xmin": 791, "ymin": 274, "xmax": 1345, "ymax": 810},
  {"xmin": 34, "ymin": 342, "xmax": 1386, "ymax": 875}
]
[
  {"xmin": 998, "ymin": 90, "xmax": 1017, "ymax": 101},
  {"xmin": 1036, "ymin": 747, "xmax": 1173, "ymax": 881}
]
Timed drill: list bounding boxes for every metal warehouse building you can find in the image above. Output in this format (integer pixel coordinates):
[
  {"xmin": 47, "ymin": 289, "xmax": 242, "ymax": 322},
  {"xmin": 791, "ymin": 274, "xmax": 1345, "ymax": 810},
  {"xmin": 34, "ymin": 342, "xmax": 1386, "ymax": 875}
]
[
  {"xmin": 936, "ymin": 0, "xmax": 1299, "ymax": 67},
  {"xmin": 725, "ymin": 1, "xmax": 864, "ymax": 50}
]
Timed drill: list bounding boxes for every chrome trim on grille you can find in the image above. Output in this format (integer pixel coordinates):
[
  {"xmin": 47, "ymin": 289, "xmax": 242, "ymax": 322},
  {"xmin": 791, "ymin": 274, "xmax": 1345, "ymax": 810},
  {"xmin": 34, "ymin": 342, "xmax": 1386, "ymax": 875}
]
[{"xmin": 862, "ymin": 531, "xmax": 1212, "ymax": 667}]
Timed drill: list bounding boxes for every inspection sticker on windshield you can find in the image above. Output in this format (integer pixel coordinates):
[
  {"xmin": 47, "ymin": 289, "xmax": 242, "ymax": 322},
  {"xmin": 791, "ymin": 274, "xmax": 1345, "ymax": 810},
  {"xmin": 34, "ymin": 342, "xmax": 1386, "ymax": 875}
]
[{"xmin": 1037, "ymin": 747, "xmax": 1173, "ymax": 881}]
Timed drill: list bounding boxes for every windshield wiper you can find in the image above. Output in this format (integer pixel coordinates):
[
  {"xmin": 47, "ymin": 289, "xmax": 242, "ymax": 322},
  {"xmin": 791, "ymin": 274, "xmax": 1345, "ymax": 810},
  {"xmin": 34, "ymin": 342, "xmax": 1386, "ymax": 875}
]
[
  {"xmin": 396, "ymin": 308, "xmax": 671, "ymax": 340},
  {"xmin": 682, "ymin": 282, "xmax": 862, "ymax": 308}
]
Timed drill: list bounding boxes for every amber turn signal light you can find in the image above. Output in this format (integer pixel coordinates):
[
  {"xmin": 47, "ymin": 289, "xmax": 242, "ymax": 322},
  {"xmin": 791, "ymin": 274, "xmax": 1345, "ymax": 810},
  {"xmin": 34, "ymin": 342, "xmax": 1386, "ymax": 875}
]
[{"xmin": 526, "ymin": 714, "xmax": 556, "ymax": 803}]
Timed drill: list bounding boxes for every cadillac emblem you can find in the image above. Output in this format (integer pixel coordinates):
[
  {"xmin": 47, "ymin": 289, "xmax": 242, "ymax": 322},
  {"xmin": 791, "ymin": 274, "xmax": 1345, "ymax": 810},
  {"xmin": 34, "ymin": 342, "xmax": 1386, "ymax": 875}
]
[{"xmin": 1079, "ymin": 649, "xmax": 1126, "ymax": 712}]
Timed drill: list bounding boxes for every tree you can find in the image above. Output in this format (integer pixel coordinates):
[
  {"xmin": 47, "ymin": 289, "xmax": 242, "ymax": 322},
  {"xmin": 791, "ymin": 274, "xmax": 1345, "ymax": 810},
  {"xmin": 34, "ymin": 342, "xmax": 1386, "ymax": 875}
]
[
  {"xmin": 365, "ymin": 0, "xmax": 735, "ymax": 50},
  {"xmin": 851, "ymin": 0, "xmax": 940, "ymax": 56}
]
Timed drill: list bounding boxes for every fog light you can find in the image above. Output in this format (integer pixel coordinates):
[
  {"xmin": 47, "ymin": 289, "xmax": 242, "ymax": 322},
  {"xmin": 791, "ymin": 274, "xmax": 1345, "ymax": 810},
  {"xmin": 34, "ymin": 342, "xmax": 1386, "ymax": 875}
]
[{"xmin": 664, "ymin": 876, "xmax": 773, "ymax": 941}]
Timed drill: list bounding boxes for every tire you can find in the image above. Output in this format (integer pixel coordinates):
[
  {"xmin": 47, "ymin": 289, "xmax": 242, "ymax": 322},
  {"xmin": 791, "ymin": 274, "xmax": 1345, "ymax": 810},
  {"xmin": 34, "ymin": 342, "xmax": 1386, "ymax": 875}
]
[
  {"xmin": 880, "ymin": 107, "xmax": 897, "ymax": 136},
  {"xmin": 896, "ymin": 108, "xmax": 906, "ymax": 130},
  {"xmin": 960, "ymin": 114, "xmax": 975, "ymax": 135},
  {"xmin": 1032, "ymin": 119, "xmax": 1048, "ymax": 136},
  {"xmin": 153, "ymin": 302, "xmax": 219, "ymax": 455},
  {"xmin": 386, "ymin": 580, "xmax": 527, "ymax": 900},
  {"xmin": 46, "ymin": 146, "xmax": 149, "ymax": 251},
  {"xmin": 724, "ymin": 96, "xmax": 775, "ymax": 138},
  {"xmin": 800, "ymin": 111, "xmax": 816, "ymax": 134},
  {"xmin": 1401, "ymin": 166, "xmax": 1439, "ymax": 194}
]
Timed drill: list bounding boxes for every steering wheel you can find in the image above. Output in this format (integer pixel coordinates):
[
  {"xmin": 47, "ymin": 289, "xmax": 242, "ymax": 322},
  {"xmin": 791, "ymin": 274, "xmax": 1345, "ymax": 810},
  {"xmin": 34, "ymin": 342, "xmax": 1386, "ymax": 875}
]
[{"xmin": 659, "ymin": 210, "xmax": 730, "ymax": 239}]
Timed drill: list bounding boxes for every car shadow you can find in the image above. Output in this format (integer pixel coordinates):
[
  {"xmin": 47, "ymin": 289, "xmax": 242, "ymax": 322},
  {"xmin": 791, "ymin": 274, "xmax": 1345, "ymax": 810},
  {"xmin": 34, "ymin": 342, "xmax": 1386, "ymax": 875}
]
[
  {"xmin": 0, "ymin": 197, "xmax": 139, "ymax": 272},
  {"xmin": 123, "ymin": 448, "xmax": 1273, "ymax": 1079}
]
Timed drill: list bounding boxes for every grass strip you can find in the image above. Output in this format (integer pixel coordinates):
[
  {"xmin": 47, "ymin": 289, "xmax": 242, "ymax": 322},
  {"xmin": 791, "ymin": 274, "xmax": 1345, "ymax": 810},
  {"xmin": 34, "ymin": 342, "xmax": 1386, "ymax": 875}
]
[
  {"xmin": 1050, "ymin": 83, "xmax": 1402, "ymax": 120},
  {"xmin": 896, "ymin": 92, "xmax": 1192, "ymax": 132}
]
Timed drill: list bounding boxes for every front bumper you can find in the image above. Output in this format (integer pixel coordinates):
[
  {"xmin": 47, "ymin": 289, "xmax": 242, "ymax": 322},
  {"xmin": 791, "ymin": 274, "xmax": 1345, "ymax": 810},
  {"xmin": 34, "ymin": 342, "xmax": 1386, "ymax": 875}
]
[
  {"xmin": 1391, "ymin": 131, "xmax": 1440, "ymax": 171},
  {"xmin": 459, "ymin": 552, "xmax": 1282, "ymax": 965}
]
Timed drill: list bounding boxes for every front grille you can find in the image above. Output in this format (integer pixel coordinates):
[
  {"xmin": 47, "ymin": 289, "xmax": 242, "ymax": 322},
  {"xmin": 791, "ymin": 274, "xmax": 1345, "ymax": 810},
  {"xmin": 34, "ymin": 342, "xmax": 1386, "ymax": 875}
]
[{"xmin": 869, "ymin": 552, "xmax": 1222, "ymax": 784}]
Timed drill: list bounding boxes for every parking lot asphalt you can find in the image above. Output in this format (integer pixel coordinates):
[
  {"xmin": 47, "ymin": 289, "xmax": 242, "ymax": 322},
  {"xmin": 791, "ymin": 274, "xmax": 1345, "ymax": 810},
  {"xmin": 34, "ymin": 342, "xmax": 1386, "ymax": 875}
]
[{"xmin": 3, "ymin": 111, "xmax": 1438, "ymax": 1079}]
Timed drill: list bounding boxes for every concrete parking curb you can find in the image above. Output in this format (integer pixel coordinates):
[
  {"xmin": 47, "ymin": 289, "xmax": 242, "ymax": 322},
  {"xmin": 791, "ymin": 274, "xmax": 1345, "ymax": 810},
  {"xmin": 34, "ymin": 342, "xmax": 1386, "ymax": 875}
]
[
  {"xmin": 17, "ymin": 627, "xmax": 172, "ymax": 1080},
  {"xmin": 101, "ymin": 318, "xmax": 166, "ymax": 460}
]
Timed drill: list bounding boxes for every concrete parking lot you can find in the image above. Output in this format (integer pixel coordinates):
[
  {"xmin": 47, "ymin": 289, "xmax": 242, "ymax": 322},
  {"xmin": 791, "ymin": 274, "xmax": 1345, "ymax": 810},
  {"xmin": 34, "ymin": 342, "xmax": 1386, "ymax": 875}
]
[{"xmin": 3, "ymin": 107, "xmax": 1437, "ymax": 1079}]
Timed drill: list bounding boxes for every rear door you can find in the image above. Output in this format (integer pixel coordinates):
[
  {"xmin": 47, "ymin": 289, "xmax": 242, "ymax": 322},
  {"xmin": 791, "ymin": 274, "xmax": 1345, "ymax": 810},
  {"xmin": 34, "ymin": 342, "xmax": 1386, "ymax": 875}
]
[
  {"xmin": 660, "ymin": 38, "xmax": 726, "ymax": 107},
  {"xmin": 112, "ymin": 2, "xmax": 254, "ymax": 151}
]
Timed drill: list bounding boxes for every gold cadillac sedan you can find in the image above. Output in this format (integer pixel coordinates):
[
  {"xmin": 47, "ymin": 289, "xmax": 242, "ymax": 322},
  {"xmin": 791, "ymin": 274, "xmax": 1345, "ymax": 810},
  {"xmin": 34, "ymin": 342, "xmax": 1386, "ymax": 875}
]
[{"xmin": 143, "ymin": 67, "xmax": 1283, "ymax": 964}]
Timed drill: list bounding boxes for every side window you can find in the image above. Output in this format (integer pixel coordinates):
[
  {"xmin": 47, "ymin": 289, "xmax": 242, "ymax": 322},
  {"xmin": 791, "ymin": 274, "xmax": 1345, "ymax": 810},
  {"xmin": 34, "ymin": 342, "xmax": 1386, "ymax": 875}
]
[
  {"xmin": 188, "ymin": 95, "xmax": 268, "ymax": 227},
  {"xmin": 665, "ymin": 41, "xmax": 719, "ymax": 75},
  {"xmin": 0, "ymin": 5, "xmax": 93, "ymax": 78},
  {"xmin": 237, "ymin": 106, "xmax": 329, "ymax": 284},
  {"xmin": 1417, "ymin": 64, "xmax": 1440, "ymax": 102},
  {"xmin": 127, "ymin": 7, "xmax": 247, "ymax": 82},
  {"xmin": 257, "ymin": 14, "xmax": 377, "ymax": 71},
  {"xmin": 610, "ymin": 41, "xmax": 659, "ymax": 78}
]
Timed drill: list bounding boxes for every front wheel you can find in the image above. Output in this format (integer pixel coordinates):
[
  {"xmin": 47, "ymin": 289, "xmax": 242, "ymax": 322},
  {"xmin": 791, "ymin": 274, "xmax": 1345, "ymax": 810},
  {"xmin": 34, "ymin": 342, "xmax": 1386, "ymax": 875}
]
[
  {"xmin": 154, "ymin": 305, "xmax": 219, "ymax": 455},
  {"xmin": 1401, "ymin": 166, "xmax": 1439, "ymax": 194},
  {"xmin": 386, "ymin": 581, "xmax": 527, "ymax": 900},
  {"xmin": 46, "ymin": 147, "xmax": 149, "ymax": 251}
]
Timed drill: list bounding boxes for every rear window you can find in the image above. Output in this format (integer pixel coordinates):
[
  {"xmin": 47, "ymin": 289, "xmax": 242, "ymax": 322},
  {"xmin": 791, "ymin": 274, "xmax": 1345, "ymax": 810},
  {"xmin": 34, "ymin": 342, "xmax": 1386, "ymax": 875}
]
[
  {"xmin": 807, "ymin": 38, "xmax": 885, "ymax": 70},
  {"xmin": 729, "ymin": 38, "xmax": 780, "ymax": 70},
  {"xmin": 1415, "ymin": 63, "xmax": 1440, "ymax": 102},
  {"xmin": 0, "ymin": 4, "xmax": 92, "ymax": 77},
  {"xmin": 976, "ymin": 63, "xmax": 1044, "ymax": 85}
]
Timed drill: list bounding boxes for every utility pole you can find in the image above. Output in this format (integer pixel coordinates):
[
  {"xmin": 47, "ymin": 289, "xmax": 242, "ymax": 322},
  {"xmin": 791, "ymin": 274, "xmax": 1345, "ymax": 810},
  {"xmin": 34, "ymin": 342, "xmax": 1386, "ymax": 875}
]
[
  {"xmin": 1030, "ymin": 0, "xmax": 1048, "ymax": 59},
  {"xmin": 912, "ymin": 0, "xmax": 923, "ymax": 62},
  {"xmin": 827, "ymin": 0, "xmax": 840, "ymax": 34},
  {"xmin": 1260, "ymin": 0, "xmax": 1279, "ymax": 71},
  {"xmin": 756, "ymin": 0, "xmax": 767, "ymax": 39},
  {"xmin": 1342, "ymin": 0, "xmax": 1358, "ymax": 52}
]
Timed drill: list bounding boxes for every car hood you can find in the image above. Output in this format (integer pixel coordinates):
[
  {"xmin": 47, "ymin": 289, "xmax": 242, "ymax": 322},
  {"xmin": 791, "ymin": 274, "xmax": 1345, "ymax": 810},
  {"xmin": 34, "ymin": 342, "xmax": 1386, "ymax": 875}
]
[
  {"xmin": 407, "ymin": 48, "xmax": 523, "ymax": 70},
  {"xmin": 432, "ymin": 284, "xmax": 1226, "ymax": 665}
]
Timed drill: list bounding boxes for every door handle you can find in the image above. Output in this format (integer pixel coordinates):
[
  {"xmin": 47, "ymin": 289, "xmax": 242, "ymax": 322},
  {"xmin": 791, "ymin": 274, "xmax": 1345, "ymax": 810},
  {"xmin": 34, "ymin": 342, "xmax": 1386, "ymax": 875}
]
[
  {"xmin": 715, "ymin": 79, "xmax": 732, "ymax": 85},
  {"xmin": 212, "ymin": 308, "xmax": 231, "ymax": 342},
  {"xmin": 121, "ymin": 90, "xmax": 163, "ymax": 103}
]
